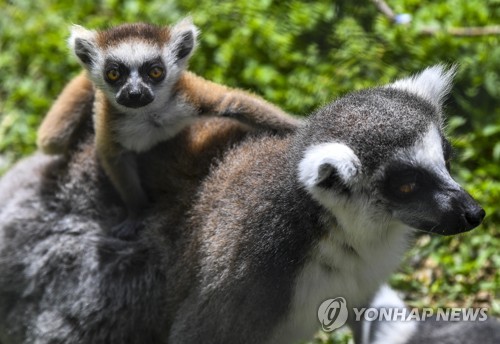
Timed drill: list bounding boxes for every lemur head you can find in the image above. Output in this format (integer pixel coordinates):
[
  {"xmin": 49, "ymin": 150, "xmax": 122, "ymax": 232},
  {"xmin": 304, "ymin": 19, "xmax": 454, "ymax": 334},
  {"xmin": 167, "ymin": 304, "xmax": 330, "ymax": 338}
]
[
  {"xmin": 298, "ymin": 65, "xmax": 484, "ymax": 236},
  {"xmin": 69, "ymin": 18, "xmax": 198, "ymax": 110}
]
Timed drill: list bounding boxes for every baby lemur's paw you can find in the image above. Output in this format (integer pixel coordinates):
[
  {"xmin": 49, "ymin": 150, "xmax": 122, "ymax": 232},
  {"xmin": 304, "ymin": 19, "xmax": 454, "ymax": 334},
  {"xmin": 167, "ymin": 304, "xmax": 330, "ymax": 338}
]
[{"xmin": 111, "ymin": 217, "xmax": 145, "ymax": 240}]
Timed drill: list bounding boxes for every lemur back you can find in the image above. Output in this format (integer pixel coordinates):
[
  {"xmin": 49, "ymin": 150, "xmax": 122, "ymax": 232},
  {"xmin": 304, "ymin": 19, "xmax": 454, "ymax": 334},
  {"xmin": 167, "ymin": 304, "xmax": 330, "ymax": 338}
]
[{"xmin": 37, "ymin": 18, "xmax": 302, "ymax": 238}]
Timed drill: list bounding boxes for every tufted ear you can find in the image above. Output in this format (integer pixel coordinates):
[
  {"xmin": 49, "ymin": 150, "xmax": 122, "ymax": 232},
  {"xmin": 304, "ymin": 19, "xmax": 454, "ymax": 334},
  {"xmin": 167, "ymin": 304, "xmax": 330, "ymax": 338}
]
[
  {"xmin": 298, "ymin": 142, "xmax": 361, "ymax": 191},
  {"xmin": 387, "ymin": 64, "xmax": 456, "ymax": 109},
  {"xmin": 168, "ymin": 17, "xmax": 199, "ymax": 63},
  {"xmin": 68, "ymin": 25, "xmax": 98, "ymax": 68}
]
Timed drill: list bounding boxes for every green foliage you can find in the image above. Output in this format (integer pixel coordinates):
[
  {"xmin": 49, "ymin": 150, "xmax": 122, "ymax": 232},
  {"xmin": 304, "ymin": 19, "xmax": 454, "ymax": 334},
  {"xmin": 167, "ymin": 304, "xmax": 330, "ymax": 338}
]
[{"xmin": 0, "ymin": 0, "xmax": 499, "ymax": 341}]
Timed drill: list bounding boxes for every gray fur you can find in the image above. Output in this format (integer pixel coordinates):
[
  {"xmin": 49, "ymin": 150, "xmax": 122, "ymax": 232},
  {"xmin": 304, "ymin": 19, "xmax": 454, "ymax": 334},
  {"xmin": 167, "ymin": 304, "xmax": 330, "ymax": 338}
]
[
  {"xmin": 0, "ymin": 152, "xmax": 171, "ymax": 343},
  {"xmin": 0, "ymin": 118, "xmax": 253, "ymax": 344}
]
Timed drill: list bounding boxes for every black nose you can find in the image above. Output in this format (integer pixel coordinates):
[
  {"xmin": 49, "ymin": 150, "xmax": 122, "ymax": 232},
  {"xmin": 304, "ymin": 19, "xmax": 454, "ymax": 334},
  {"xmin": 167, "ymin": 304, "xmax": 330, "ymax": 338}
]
[
  {"xmin": 465, "ymin": 207, "xmax": 486, "ymax": 228},
  {"xmin": 117, "ymin": 88, "xmax": 154, "ymax": 108},
  {"xmin": 431, "ymin": 188, "xmax": 485, "ymax": 236},
  {"xmin": 128, "ymin": 90, "xmax": 142, "ymax": 100}
]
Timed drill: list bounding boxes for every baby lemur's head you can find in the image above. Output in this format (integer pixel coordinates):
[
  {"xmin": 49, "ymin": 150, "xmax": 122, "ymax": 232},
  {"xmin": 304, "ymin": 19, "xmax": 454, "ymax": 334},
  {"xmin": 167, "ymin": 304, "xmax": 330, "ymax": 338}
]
[{"xmin": 69, "ymin": 18, "xmax": 198, "ymax": 111}]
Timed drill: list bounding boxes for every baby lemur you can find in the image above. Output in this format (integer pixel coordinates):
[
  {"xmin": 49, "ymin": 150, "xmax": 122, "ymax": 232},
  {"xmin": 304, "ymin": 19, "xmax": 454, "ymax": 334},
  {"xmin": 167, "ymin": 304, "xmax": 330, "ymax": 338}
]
[{"xmin": 38, "ymin": 18, "xmax": 301, "ymax": 238}]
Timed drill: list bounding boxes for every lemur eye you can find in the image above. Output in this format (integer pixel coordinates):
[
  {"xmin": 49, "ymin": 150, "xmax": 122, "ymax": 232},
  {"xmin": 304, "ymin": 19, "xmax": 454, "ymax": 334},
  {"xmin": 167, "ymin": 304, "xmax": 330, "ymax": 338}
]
[
  {"xmin": 106, "ymin": 69, "xmax": 121, "ymax": 82},
  {"xmin": 398, "ymin": 182, "xmax": 417, "ymax": 194},
  {"xmin": 386, "ymin": 169, "xmax": 420, "ymax": 198},
  {"xmin": 148, "ymin": 66, "xmax": 164, "ymax": 80}
]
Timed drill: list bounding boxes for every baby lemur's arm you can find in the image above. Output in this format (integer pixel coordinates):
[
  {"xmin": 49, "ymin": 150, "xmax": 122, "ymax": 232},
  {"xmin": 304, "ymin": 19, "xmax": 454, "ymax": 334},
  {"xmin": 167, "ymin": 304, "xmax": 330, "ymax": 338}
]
[
  {"xmin": 177, "ymin": 71, "xmax": 301, "ymax": 131},
  {"xmin": 37, "ymin": 71, "xmax": 94, "ymax": 154}
]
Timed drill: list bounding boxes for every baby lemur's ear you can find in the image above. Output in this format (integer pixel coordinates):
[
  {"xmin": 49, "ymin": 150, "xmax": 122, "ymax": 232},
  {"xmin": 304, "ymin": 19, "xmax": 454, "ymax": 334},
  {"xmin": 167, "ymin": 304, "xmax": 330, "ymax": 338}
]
[
  {"xmin": 169, "ymin": 17, "xmax": 199, "ymax": 63},
  {"xmin": 68, "ymin": 25, "xmax": 98, "ymax": 67},
  {"xmin": 298, "ymin": 142, "xmax": 361, "ymax": 191}
]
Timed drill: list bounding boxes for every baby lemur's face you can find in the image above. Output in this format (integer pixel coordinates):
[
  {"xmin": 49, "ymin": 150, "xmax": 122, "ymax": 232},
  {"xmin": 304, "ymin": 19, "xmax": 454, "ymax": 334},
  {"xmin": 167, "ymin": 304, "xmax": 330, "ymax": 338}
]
[
  {"xmin": 102, "ymin": 50, "xmax": 165, "ymax": 109},
  {"xmin": 69, "ymin": 19, "xmax": 198, "ymax": 112}
]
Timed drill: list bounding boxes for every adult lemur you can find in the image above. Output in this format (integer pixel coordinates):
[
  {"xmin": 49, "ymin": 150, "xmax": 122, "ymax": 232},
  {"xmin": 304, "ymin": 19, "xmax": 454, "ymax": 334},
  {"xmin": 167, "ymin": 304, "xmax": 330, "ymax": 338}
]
[
  {"xmin": 37, "ymin": 18, "xmax": 301, "ymax": 237},
  {"xmin": 169, "ymin": 65, "xmax": 485, "ymax": 343},
  {"xmin": 0, "ymin": 66, "xmax": 484, "ymax": 343}
]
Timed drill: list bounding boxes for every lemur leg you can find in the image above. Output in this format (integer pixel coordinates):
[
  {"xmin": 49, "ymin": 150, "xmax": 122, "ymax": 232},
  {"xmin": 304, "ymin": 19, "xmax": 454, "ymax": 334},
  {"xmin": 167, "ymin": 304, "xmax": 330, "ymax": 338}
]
[
  {"xmin": 100, "ymin": 150, "xmax": 150, "ymax": 239},
  {"xmin": 37, "ymin": 71, "xmax": 94, "ymax": 154}
]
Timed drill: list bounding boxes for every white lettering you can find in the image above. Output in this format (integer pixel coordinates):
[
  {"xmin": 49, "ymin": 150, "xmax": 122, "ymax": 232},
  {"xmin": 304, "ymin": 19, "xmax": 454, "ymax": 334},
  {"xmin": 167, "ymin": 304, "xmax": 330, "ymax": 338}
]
[{"xmin": 353, "ymin": 307, "xmax": 366, "ymax": 321}]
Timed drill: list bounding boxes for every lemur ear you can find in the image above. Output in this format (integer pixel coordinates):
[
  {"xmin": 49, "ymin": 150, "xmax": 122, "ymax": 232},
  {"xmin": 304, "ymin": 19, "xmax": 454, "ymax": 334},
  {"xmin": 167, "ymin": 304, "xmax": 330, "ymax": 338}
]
[
  {"xmin": 169, "ymin": 17, "xmax": 199, "ymax": 63},
  {"xmin": 298, "ymin": 143, "xmax": 361, "ymax": 191},
  {"xmin": 388, "ymin": 64, "xmax": 456, "ymax": 109},
  {"xmin": 68, "ymin": 25, "xmax": 98, "ymax": 67}
]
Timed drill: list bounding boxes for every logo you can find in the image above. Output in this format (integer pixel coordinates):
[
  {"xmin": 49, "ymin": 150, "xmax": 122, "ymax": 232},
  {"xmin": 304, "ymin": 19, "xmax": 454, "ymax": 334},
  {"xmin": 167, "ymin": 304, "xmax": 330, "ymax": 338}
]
[
  {"xmin": 317, "ymin": 294, "xmax": 489, "ymax": 334},
  {"xmin": 317, "ymin": 297, "xmax": 348, "ymax": 332},
  {"xmin": 353, "ymin": 307, "xmax": 489, "ymax": 322}
]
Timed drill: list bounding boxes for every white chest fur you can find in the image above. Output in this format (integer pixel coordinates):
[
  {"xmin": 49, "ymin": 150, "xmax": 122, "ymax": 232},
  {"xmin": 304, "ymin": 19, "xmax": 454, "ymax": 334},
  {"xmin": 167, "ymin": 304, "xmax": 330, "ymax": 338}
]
[
  {"xmin": 267, "ymin": 220, "xmax": 410, "ymax": 344},
  {"xmin": 113, "ymin": 97, "xmax": 197, "ymax": 153}
]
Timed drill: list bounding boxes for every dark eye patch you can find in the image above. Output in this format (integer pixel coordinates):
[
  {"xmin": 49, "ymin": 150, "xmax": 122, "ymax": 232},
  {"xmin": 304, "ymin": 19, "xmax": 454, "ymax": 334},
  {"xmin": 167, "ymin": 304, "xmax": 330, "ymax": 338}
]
[
  {"xmin": 139, "ymin": 58, "xmax": 166, "ymax": 82},
  {"xmin": 381, "ymin": 164, "xmax": 436, "ymax": 201},
  {"xmin": 103, "ymin": 59, "xmax": 129, "ymax": 85},
  {"xmin": 388, "ymin": 169, "xmax": 418, "ymax": 189}
]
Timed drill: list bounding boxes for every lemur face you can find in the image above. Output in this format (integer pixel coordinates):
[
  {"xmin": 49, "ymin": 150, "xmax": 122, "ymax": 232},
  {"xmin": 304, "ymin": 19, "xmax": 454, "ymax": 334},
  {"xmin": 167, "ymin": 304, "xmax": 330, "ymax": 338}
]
[
  {"xmin": 68, "ymin": 19, "xmax": 198, "ymax": 112},
  {"xmin": 101, "ymin": 54, "xmax": 165, "ymax": 108},
  {"xmin": 299, "ymin": 65, "xmax": 484, "ymax": 236},
  {"xmin": 376, "ymin": 125, "xmax": 484, "ymax": 235}
]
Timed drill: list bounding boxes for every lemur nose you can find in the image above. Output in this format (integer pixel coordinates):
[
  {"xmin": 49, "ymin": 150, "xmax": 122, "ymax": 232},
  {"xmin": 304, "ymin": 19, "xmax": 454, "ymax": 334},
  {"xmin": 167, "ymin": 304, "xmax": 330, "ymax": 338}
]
[
  {"xmin": 464, "ymin": 207, "xmax": 485, "ymax": 228},
  {"xmin": 129, "ymin": 90, "xmax": 142, "ymax": 100}
]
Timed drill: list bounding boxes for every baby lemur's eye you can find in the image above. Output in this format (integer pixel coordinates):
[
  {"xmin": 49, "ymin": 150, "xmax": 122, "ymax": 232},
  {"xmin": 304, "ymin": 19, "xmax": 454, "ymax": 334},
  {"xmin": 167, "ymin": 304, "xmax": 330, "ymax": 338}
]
[
  {"xmin": 148, "ymin": 66, "xmax": 164, "ymax": 80},
  {"xmin": 106, "ymin": 69, "xmax": 121, "ymax": 82}
]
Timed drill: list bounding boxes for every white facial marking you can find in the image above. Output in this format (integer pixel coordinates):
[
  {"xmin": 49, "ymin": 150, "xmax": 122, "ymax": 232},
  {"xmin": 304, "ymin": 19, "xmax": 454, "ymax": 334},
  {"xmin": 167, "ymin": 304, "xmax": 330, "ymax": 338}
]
[
  {"xmin": 107, "ymin": 41, "xmax": 160, "ymax": 66},
  {"xmin": 388, "ymin": 64, "xmax": 456, "ymax": 108},
  {"xmin": 298, "ymin": 142, "xmax": 361, "ymax": 190},
  {"xmin": 409, "ymin": 125, "xmax": 445, "ymax": 168},
  {"xmin": 403, "ymin": 125, "xmax": 457, "ymax": 189}
]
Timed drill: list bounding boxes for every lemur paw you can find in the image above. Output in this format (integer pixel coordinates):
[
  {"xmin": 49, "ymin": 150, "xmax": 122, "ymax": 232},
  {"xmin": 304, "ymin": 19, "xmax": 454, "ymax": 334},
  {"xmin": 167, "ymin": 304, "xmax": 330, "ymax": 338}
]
[{"xmin": 111, "ymin": 217, "xmax": 144, "ymax": 240}]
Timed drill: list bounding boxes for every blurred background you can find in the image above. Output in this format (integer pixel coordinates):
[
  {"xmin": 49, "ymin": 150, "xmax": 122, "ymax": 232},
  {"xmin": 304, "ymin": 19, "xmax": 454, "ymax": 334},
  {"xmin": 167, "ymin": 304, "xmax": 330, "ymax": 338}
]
[{"xmin": 0, "ymin": 0, "xmax": 498, "ymax": 342}]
